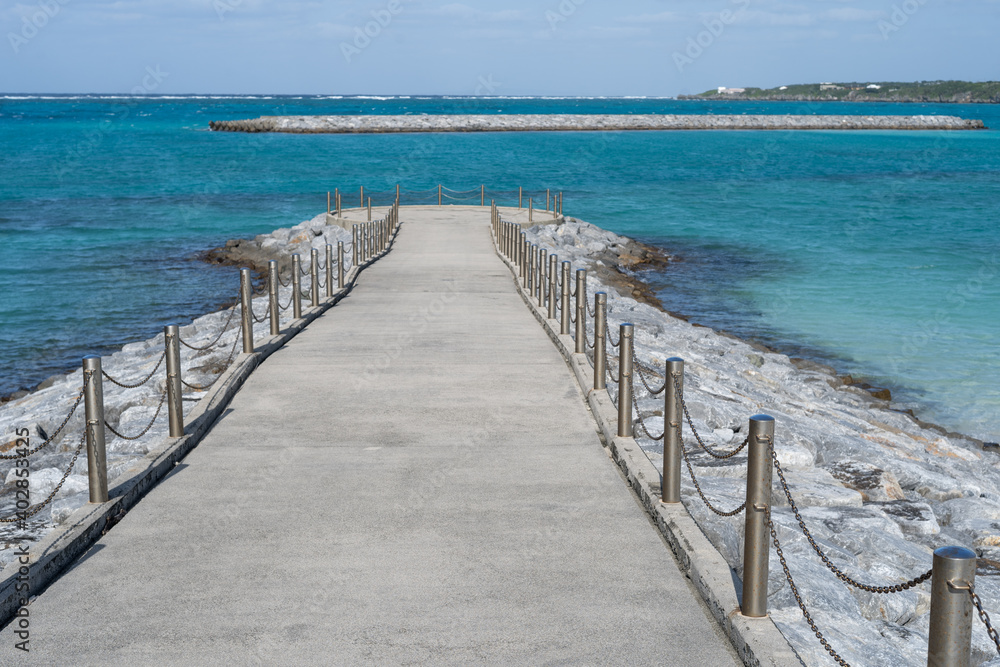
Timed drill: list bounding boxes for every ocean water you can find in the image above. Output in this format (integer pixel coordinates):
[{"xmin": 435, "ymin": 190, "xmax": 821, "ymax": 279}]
[{"xmin": 1, "ymin": 95, "xmax": 998, "ymax": 443}]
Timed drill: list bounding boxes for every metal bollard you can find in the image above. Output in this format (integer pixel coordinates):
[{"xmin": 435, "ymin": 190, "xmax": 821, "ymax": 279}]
[
  {"xmin": 617, "ymin": 324, "xmax": 634, "ymax": 437},
  {"xmin": 514, "ymin": 226, "xmax": 521, "ymax": 267},
  {"xmin": 927, "ymin": 546, "xmax": 977, "ymax": 666},
  {"xmin": 594, "ymin": 293, "xmax": 607, "ymax": 390},
  {"xmin": 438, "ymin": 184, "xmax": 442, "ymax": 206},
  {"xmin": 519, "ymin": 186, "xmax": 523, "ymax": 208},
  {"xmin": 268, "ymin": 260, "xmax": 279, "ymax": 335},
  {"xmin": 575, "ymin": 269, "xmax": 587, "ymax": 353},
  {"xmin": 558, "ymin": 192, "xmax": 563, "ymax": 216},
  {"xmin": 352, "ymin": 225, "xmax": 358, "ymax": 267},
  {"xmin": 561, "ymin": 261, "xmax": 571, "ymax": 335},
  {"xmin": 82, "ymin": 356, "xmax": 109, "ymax": 503},
  {"xmin": 548, "ymin": 254, "xmax": 558, "ymax": 319},
  {"xmin": 360, "ymin": 185, "xmax": 364, "ymax": 207},
  {"xmin": 164, "ymin": 325, "xmax": 183, "ymax": 437},
  {"xmin": 742, "ymin": 414, "xmax": 776, "ymax": 618},
  {"xmin": 662, "ymin": 358, "xmax": 684, "ymax": 503},
  {"xmin": 325, "ymin": 244, "xmax": 333, "ymax": 298},
  {"xmin": 529, "ymin": 198, "xmax": 533, "ymax": 222},
  {"xmin": 367, "ymin": 196, "xmax": 371, "ymax": 221},
  {"xmin": 546, "ymin": 188, "xmax": 550, "ymax": 211},
  {"xmin": 538, "ymin": 248, "xmax": 547, "ymax": 307},
  {"xmin": 528, "ymin": 245, "xmax": 535, "ymax": 293},
  {"xmin": 337, "ymin": 242, "xmax": 345, "ymax": 289},
  {"xmin": 336, "ymin": 191, "xmax": 341, "ymax": 216},
  {"xmin": 481, "ymin": 184, "xmax": 485, "ymax": 206},
  {"xmin": 309, "ymin": 249, "xmax": 319, "ymax": 307},
  {"xmin": 239, "ymin": 268, "xmax": 254, "ymax": 353},
  {"xmin": 520, "ymin": 233, "xmax": 527, "ymax": 281},
  {"xmin": 291, "ymin": 254, "xmax": 302, "ymax": 319},
  {"xmin": 327, "ymin": 191, "xmax": 331, "ymax": 215}
]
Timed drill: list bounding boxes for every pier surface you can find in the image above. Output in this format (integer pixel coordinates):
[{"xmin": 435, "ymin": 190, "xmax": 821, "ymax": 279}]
[
  {"xmin": 209, "ymin": 113, "xmax": 986, "ymax": 133},
  {"xmin": 0, "ymin": 207, "xmax": 740, "ymax": 665}
]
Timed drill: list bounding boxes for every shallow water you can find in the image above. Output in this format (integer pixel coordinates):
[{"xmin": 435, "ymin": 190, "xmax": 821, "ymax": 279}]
[{"xmin": 1, "ymin": 95, "xmax": 998, "ymax": 442}]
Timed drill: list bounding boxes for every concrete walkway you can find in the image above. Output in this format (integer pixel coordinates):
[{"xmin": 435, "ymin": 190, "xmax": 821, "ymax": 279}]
[{"xmin": 1, "ymin": 207, "xmax": 740, "ymax": 665}]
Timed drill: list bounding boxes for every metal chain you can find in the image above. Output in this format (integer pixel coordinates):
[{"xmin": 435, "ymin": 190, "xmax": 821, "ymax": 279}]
[
  {"xmin": 104, "ymin": 388, "xmax": 167, "ymax": 441},
  {"xmin": 276, "ymin": 273, "xmax": 291, "ymax": 288},
  {"xmin": 606, "ymin": 326, "xmax": 620, "ymax": 348},
  {"xmin": 0, "ymin": 428, "xmax": 87, "ymax": 523},
  {"xmin": 180, "ymin": 330, "xmax": 242, "ymax": 392},
  {"xmin": 771, "ymin": 448, "xmax": 933, "ymax": 593},
  {"xmin": 250, "ymin": 299, "xmax": 270, "ymax": 323},
  {"xmin": 631, "ymin": 388, "xmax": 664, "ymax": 441},
  {"xmin": 277, "ymin": 292, "xmax": 292, "ymax": 311},
  {"xmin": 0, "ymin": 379, "xmax": 87, "ymax": 460},
  {"xmin": 102, "ymin": 351, "xmax": 166, "ymax": 389},
  {"xmin": 969, "ymin": 586, "xmax": 1000, "ymax": 655},
  {"xmin": 632, "ymin": 348, "xmax": 666, "ymax": 395},
  {"xmin": 674, "ymin": 375, "xmax": 749, "ymax": 460},
  {"xmin": 179, "ymin": 302, "xmax": 239, "ymax": 351},
  {"xmin": 769, "ymin": 515, "xmax": 851, "ymax": 666},
  {"xmin": 299, "ymin": 264, "xmax": 309, "ymax": 276},
  {"xmin": 680, "ymin": 435, "xmax": 746, "ymax": 516}
]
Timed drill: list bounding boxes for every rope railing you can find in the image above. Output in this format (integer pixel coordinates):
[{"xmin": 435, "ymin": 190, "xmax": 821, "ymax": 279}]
[{"xmin": 489, "ymin": 205, "xmax": 996, "ymax": 666}]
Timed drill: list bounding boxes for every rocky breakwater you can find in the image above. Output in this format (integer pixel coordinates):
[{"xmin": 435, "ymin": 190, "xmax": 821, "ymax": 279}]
[
  {"xmin": 0, "ymin": 213, "xmax": 351, "ymax": 568},
  {"xmin": 522, "ymin": 218, "xmax": 1000, "ymax": 666},
  {"xmin": 209, "ymin": 114, "xmax": 986, "ymax": 133}
]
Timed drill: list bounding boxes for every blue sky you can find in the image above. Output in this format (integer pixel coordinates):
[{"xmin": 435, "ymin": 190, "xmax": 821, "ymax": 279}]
[{"xmin": 1, "ymin": 0, "xmax": 996, "ymax": 95}]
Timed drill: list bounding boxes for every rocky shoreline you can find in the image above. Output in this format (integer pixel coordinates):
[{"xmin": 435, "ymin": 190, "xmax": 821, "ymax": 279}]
[{"xmin": 208, "ymin": 113, "xmax": 987, "ymax": 133}]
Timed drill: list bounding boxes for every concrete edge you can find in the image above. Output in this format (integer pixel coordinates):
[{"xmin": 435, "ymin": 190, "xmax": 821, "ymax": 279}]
[
  {"xmin": 492, "ymin": 239, "xmax": 803, "ymax": 667},
  {"xmin": 0, "ymin": 227, "xmax": 401, "ymax": 627}
]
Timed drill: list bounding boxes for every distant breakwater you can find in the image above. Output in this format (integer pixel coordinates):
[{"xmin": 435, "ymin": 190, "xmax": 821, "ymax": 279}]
[{"xmin": 208, "ymin": 114, "xmax": 986, "ymax": 133}]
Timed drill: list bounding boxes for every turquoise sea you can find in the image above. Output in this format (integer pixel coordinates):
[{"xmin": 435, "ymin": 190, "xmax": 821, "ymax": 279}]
[{"xmin": 1, "ymin": 96, "xmax": 998, "ymax": 443}]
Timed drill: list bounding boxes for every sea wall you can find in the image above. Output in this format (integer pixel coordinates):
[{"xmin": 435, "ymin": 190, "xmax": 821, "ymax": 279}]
[
  {"xmin": 208, "ymin": 113, "xmax": 986, "ymax": 133},
  {"xmin": 520, "ymin": 217, "xmax": 1000, "ymax": 666}
]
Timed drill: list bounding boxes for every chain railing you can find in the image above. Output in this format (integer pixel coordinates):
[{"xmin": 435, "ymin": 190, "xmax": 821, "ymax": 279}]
[
  {"xmin": 3, "ymin": 193, "xmax": 400, "ymax": 532},
  {"xmin": 489, "ymin": 206, "xmax": 998, "ymax": 667}
]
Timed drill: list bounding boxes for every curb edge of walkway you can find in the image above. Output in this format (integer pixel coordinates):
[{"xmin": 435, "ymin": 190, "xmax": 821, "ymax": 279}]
[
  {"xmin": 0, "ymin": 225, "xmax": 401, "ymax": 629},
  {"xmin": 493, "ymin": 234, "xmax": 804, "ymax": 667}
]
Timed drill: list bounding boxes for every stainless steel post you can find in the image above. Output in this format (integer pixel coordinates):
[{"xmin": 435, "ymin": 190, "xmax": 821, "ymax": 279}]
[
  {"xmin": 548, "ymin": 254, "xmax": 558, "ymax": 319},
  {"xmin": 529, "ymin": 198, "xmax": 533, "ymax": 222},
  {"xmin": 360, "ymin": 185, "xmax": 364, "ymax": 207},
  {"xmin": 82, "ymin": 356, "xmax": 108, "ymax": 503},
  {"xmin": 513, "ymin": 226, "xmax": 521, "ymax": 266},
  {"xmin": 519, "ymin": 186, "xmax": 523, "ymax": 208},
  {"xmin": 663, "ymin": 357, "xmax": 684, "ymax": 503},
  {"xmin": 617, "ymin": 324, "xmax": 634, "ymax": 437},
  {"xmin": 291, "ymin": 254, "xmax": 302, "ymax": 319},
  {"xmin": 561, "ymin": 261, "xmax": 571, "ymax": 335},
  {"xmin": 559, "ymin": 192, "xmax": 563, "ymax": 216},
  {"xmin": 325, "ymin": 244, "xmax": 333, "ymax": 297},
  {"xmin": 164, "ymin": 325, "xmax": 183, "ymax": 437},
  {"xmin": 546, "ymin": 188, "xmax": 550, "ymax": 211},
  {"xmin": 367, "ymin": 197, "xmax": 371, "ymax": 221},
  {"xmin": 438, "ymin": 184, "xmax": 442, "ymax": 206},
  {"xmin": 396, "ymin": 184, "xmax": 399, "ymax": 201},
  {"xmin": 742, "ymin": 414, "xmax": 776, "ymax": 618},
  {"xmin": 239, "ymin": 268, "xmax": 253, "ymax": 353},
  {"xmin": 519, "ymin": 233, "xmax": 527, "ymax": 281},
  {"xmin": 268, "ymin": 260, "xmax": 279, "ymax": 335},
  {"xmin": 336, "ymin": 190, "xmax": 341, "ymax": 216},
  {"xmin": 310, "ymin": 249, "xmax": 320, "ymax": 307},
  {"xmin": 337, "ymin": 242, "xmax": 345, "ymax": 288},
  {"xmin": 928, "ymin": 546, "xmax": 978, "ymax": 667},
  {"xmin": 352, "ymin": 225, "xmax": 358, "ymax": 267},
  {"xmin": 575, "ymin": 269, "xmax": 586, "ymax": 353},
  {"xmin": 537, "ymin": 248, "xmax": 547, "ymax": 306},
  {"xmin": 528, "ymin": 245, "xmax": 536, "ymax": 293},
  {"xmin": 594, "ymin": 293, "xmax": 607, "ymax": 390},
  {"xmin": 327, "ymin": 191, "xmax": 331, "ymax": 214},
  {"xmin": 481, "ymin": 185, "xmax": 485, "ymax": 206}
]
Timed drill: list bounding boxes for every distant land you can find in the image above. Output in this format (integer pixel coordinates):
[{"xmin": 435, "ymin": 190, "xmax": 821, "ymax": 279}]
[{"xmin": 680, "ymin": 80, "xmax": 1000, "ymax": 104}]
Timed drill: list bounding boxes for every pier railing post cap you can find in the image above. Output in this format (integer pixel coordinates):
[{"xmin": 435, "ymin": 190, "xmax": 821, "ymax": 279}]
[
  {"xmin": 934, "ymin": 546, "xmax": 977, "ymax": 561},
  {"xmin": 750, "ymin": 414, "xmax": 775, "ymax": 423},
  {"xmin": 667, "ymin": 356, "xmax": 684, "ymax": 363}
]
